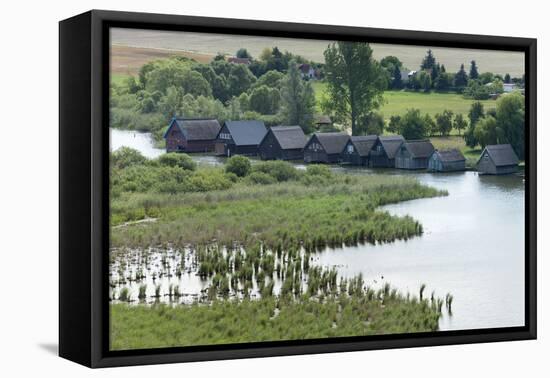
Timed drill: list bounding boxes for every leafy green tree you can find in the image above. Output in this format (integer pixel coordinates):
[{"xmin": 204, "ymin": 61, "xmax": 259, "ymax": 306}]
[
  {"xmin": 227, "ymin": 64, "xmax": 256, "ymax": 97},
  {"xmin": 192, "ymin": 64, "xmax": 229, "ymax": 102},
  {"xmin": 158, "ymin": 86, "xmax": 182, "ymax": 117},
  {"xmin": 156, "ymin": 69, "xmax": 212, "ymax": 98},
  {"xmin": 435, "ymin": 110, "xmax": 454, "ymax": 136},
  {"xmin": 225, "ymin": 156, "xmax": 251, "ymax": 177},
  {"xmin": 479, "ymin": 72, "xmax": 494, "ymax": 84},
  {"xmin": 423, "ymin": 114, "xmax": 437, "ymax": 136},
  {"xmin": 469, "ymin": 60, "xmax": 479, "ymax": 80},
  {"xmin": 280, "ymin": 61, "xmax": 316, "ymax": 133},
  {"xmin": 387, "ymin": 115, "xmax": 402, "ymax": 134},
  {"xmin": 468, "ymin": 101, "xmax": 485, "ymax": 127},
  {"xmin": 463, "ymin": 80, "xmax": 490, "ymax": 100},
  {"xmin": 434, "ymin": 72, "xmax": 454, "ymax": 91},
  {"xmin": 454, "ymin": 113, "xmax": 468, "ymax": 136},
  {"xmin": 474, "ymin": 116, "xmax": 500, "ymax": 148},
  {"xmin": 251, "ymin": 70, "xmax": 284, "ymax": 90},
  {"xmin": 454, "ymin": 64, "xmax": 469, "ymax": 89},
  {"xmin": 463, "ymin": 102, "xmax": 485, "ymax": 147},
  {"xmin": 495, "ymin": 92, "xmax": 525, "ymax": 158},
  {"xmin": 380, "ymin": 56, "xmax": 403, "ymax": 89},
  {"xmin": 249, "ymin": 85, "xmax": 281, "ymax": 115},
  {"xmin": 417, "ymin": 71, "xmax": 432, "ymax": 92},
  {"xmin": 421, "ymin": 49, "xmax": 436, "ymax": 70},
  {"xmin": 236, "ymin": 48, "xmax": 252, "ymax": 59},
  {"xmin": 504, "ymin": 73, "xmax": 511, "ymax": 83},
  {"xmin": 322, "ymin": 42, "xmax": 386, "ymax": 135},
  {"xmin": 358, "ymin": 112, "xmax": 385, "ymax": 135},
  {"xmin": 400, "ymin": 109, "xmax": 427, "ymax": 140},
  {"xmin": 391, "ymin": 65, "xmax": 403, "ymax": 89},
  {"xmin": 488, "ymin": 79, "xmax": 504, "ymax": 94}
]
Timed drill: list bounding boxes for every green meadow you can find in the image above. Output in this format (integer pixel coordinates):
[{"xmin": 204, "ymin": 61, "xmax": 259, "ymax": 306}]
[{"xmin": 312, "ymin": 81, "xmax": 496, "ymax": 120}]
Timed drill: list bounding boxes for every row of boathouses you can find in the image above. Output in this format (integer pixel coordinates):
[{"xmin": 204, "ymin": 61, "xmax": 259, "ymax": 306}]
[{"xmin": 163, "ymin": 117, "xmax": 519, "ymax": 175}]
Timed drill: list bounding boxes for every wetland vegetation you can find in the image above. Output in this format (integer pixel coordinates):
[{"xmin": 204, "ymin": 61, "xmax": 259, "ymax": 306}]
[{"xmin": 109, "ymin": 151, "xmax": 450, "ymax": 349}]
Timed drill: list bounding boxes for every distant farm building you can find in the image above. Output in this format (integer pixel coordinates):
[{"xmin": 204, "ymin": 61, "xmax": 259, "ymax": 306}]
[
  {"xmin": 227, "ymin": 57, "xmax": 251, "ymax": 65},
  {"xmin": 395, "ymin": 140, "xmax": 435, "ymax": 170},
  {"xmin": 503, "ymin": 83, "xmax": 517, "ymax": 93},
  {"xmin": 164, "ymin": 117, "xmax": 221, "ymax": 153},
  {"xmin": 259, "ymin": 126, "xmax": 307, "ymax": 161},
  {"xmin": 341, "ymin": 135, "xmax": 378, "ymax": 166},
  {"xmin": 298, "ymin": 63, "xmax": 316, "ymax": 79},
  {"xmin": 214, "ymin": 120, "xmax": 267, "ymax": 157},
  {"xmin": 304, "ymin": 132, "xmax": 350, "ymax": 164},
  {"xmin": 369, "ymin": 135, "xmax": 405, "ymax": 168},
  {"xmin": 476, "ymin": 144, "xmax": 519, "ymax": 175},
  {"xmin": 428, "ymin": 149, "xmax": 466, "ymax": 172}
]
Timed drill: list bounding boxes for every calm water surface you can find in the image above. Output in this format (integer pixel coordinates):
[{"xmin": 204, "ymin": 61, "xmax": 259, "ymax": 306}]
[{"xmin": 111, "ymin": 128, "xmax": 526, "ymax": 332}]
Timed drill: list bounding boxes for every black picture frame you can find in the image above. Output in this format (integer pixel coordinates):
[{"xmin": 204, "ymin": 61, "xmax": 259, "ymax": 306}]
[{"xmin": 59, "ymin": 9, "xmax": 537, "ymax": 368}]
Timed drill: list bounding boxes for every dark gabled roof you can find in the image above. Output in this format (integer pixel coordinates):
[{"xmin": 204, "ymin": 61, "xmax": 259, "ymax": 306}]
[
  {"xmin": 227, "ymin": 57, "xmax": 251, "ymax": 64},
  {"xmin": 378, "ymin": 135, "xmax": 405, "ymax": 159},
  {"xmin": 433, "ymin": 149, "xmax": 466, "ymax": 162},
  {"xmin": 316, "ymin": 115, "xmax": 332, "ymax": 124},
  {"xmin": 164, "ymin": 118, "xmax": 221, "ymax": 141},
  {"xmin": 223, "ymin": 120, "xmax": 267, "ymax": 146},
  {"xmin": 402, "ymin": 139, "xmax": 435, "ymax": 158},
  {"xmin": 269, "ymin": 126, "xmax": 307, "ymax": 150},
  {"xmin": 478, "ymin": 144, "xmax": 519, "ymax": 166},
  {"xmin": 349, "ymin": 135, "xmax": 378, "ymax": 157},
  {"xmin": 313, "ymin": 132, "xmax": 350, "ymax": 154}
]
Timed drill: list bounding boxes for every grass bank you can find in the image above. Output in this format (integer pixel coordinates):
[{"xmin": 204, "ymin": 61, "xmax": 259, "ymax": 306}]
[
  {"xmin": 111, "ymin": 168, "xmax": 446, "ymax": 250},
  {"xmin": 111, "ymin": 287, "xmax": 442, "ymax": 350}
]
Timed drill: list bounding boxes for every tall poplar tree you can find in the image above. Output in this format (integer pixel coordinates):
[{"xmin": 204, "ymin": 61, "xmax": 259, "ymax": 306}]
[{"xmin": 322, "ymin": 42, "xmax": 386, "ymax": 135}]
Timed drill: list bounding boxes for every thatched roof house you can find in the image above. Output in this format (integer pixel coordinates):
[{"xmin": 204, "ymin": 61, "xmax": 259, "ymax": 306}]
[
  {"xmin": 304, "ymin": 132, "xmax": 350, "ymax": 163},
  {"xmin": 259, "ymin": 126, "xmax": 307, "ymax": 161},
  {"xmin": 428, "ymin": 149, "xmax": 466, "ymax": 172},
  {"xmin": 476, "ymin": 144, "xmax": 519, "ymax": 175},
  {"xmin": 369, "ymin": 135, "xmax": 405, "ymax": 168},
  {"xmin": 341, "ymin": 135, "xmax": 378, "ymax": 166},
  {"xmin": 164, "ymin": 117, "xmax": 221, "ymax": 153},
  {"xmin": 395, "ymin": 140, "xmax": 435, "ymax": 169},
  {"xmin": 214, "ymin": 120, "xmax": 267, "ymax": 156}
]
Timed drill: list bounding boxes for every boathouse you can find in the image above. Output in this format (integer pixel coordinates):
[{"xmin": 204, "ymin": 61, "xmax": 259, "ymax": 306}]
[
  {"xmin": 164, "ymin": 117, "xmax": 221, "ymax": 153},
  {"xmin": 428, "ymin": 149, "xmax": 466, "ymax": 172},
  {"xmin": 368, "ymin": 135, "xmax": 405, "ymax": 168},
  {"xmin": 214, "ymin": 120, "xmax": 267, "ymax": 157},
  {"xmin": 341, "ymin": 135, "xmax": 378, "ymax": 166},
  {"xmin": 476, "ymin": 144, "xmax": 519, "ymax": 175},
  {"xmin": 258, "ymin": 126, "xmax": 307, "ymax": 160},
  {"xmin": 395, "ymin": 139, "xmax": 435, "ymax": 170},
  {"xmin": 304, "ymin": 132, "xmax": 350, "ymax": 163}
]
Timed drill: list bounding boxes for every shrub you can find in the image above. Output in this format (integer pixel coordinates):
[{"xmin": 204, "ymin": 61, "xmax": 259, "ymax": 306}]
[
  {"xmin": 157, "ymin": 153, "xmax": 196, "ymax": 171},
  {"xmin": 111, "ymin": 147, "xmax": 147, "ymax": 169},
  {"xmin": 225, "ymin": 155, "xmax": 251, "ymax": 177},
  {"xmin": 246, "ymin": 171, "xmax": 277, "ymax": 185},
  {"xmin": 188, "ymin": 170, "xmax": 233, "ymax": 192},
  {"xmin": 252, "ymin": 161, "xmax": 299, "ymax": 182}
]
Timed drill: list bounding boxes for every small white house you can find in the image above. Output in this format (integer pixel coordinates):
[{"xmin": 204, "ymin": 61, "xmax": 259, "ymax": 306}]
[
  {"xmin": 298, "ymin": 64, "xmax": 316, "ymax": 79},
  {"xmin": 503, "ymin": 83, "xmax": 517, "ymax": 93}
]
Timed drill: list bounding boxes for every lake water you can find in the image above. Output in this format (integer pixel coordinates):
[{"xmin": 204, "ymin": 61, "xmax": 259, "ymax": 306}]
[{"xmin": 110, "ymin": 128, "xmax": 526, "ymax": 332}]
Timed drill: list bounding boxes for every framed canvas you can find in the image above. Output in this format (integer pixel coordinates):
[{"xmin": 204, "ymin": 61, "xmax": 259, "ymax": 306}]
[{"xmin": 59, "ymin": 9, "xmax": 537, "ymax": 368}]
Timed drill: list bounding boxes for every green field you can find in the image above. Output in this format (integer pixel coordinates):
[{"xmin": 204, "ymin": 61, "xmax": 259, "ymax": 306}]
[{"xmin": 312, "ymin": 81, "xmax": 496, "ymax": 120}]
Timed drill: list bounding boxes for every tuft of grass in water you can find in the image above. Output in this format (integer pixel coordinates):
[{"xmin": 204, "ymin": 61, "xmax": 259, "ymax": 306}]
[
  {"xmin": 445, "ymin": 293, "xmax": 454, "ymax": 314},
  {"xmin": 419, "ymin": 283, "xmax": 426, "ymax": 301},
  {"xmin": 119, "ymin": 287, "xmax": 130, "ymax": 302},
  {"xmin": 138, "ymin": 284, "xmax": 147, "ymax": 301}
]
